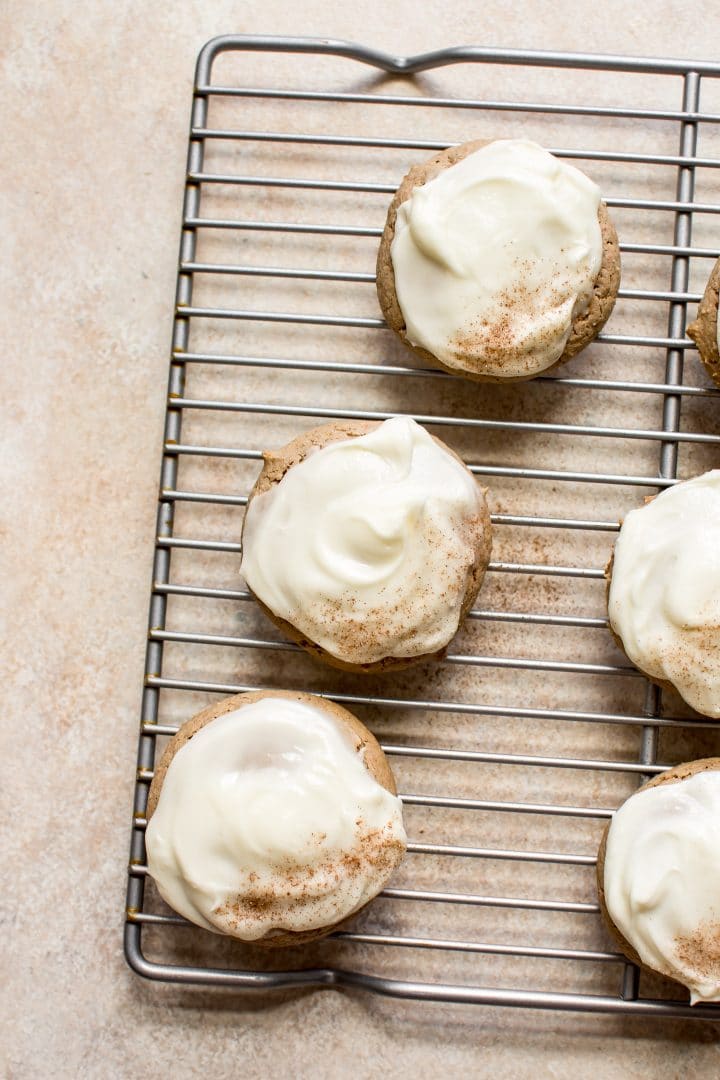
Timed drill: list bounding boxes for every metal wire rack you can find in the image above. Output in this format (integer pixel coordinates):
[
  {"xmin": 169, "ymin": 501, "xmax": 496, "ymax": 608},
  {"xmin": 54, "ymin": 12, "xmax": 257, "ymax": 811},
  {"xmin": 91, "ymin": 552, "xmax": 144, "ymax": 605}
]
[{"xmin": 125, "ymin": 35, "xmax": 720, "ymax": 1017}]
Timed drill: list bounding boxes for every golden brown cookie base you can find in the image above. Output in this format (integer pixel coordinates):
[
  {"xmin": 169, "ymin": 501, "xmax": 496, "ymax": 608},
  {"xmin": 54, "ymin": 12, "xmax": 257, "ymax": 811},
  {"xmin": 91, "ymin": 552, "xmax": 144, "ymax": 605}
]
[
  {"xmin": 242, "ymin": 419, "xmax": 493, "ymax": 673},
  {"xmin": 147, "ymin": 689, "xmax": 404, "ymax": 947},
  {"xmin": 376, "ymin": 138, "xmax": 621, "ymax": 382},
  {"xmin": 596, "ymin": 758, "xmax": 720, "ymax": 990},
  {"xmin": 687, "ymin": 257, "xmax": 720, "ymax": 388}
]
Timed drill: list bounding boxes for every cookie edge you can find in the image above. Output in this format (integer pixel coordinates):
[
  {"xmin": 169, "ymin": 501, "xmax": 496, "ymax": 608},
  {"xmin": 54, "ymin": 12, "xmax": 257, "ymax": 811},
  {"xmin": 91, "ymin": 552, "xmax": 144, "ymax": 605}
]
[{"xmin": 687, "ymin": 256, "xmax": 720, "ymax": 388}]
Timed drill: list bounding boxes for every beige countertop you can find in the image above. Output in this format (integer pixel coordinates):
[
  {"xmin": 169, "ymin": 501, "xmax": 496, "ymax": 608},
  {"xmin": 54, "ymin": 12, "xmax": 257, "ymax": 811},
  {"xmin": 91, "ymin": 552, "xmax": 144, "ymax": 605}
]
[{"xmin": 4, "ymin": 1, "xmax": 720, "ymax": 1076}]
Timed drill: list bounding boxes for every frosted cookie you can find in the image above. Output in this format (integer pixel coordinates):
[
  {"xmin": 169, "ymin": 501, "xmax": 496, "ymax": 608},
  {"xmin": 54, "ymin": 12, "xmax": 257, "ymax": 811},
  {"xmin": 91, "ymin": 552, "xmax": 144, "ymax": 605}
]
[
  {"xmin": 598, "ymin": 759, "xmax": 720, "ymax": 1004},
  {"xmin": 607, "ymin": 470, "xmax": 720, "ymax": 718},
  {"xmin": 687, "ymin": 256, "xmax": 720, "ymax": 387},
  {"xmin": 145, "ymin": 690, "xmax": 407, "ymax": 945},
  {"xmin": 376, "ymin": 138, "xmax": 620, "ymax": 381},
  {"xmin": 240, "ymin": 416, "xmax": 492, "ymax": 672}
]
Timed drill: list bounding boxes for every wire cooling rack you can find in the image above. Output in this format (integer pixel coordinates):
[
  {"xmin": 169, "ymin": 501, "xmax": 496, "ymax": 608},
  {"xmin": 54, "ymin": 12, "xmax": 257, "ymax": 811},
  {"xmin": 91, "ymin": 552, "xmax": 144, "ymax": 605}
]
[{"xmin": 125, "ymin": 35, "xmax": 720, "ymax": 1017}]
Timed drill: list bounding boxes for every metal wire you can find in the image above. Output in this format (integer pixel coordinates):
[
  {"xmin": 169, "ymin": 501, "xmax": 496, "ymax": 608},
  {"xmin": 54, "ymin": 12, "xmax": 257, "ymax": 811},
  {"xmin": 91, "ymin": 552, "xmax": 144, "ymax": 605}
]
[{"xmin": 125, "ymin": 35, "xmax": 720, "ymax": 1018}]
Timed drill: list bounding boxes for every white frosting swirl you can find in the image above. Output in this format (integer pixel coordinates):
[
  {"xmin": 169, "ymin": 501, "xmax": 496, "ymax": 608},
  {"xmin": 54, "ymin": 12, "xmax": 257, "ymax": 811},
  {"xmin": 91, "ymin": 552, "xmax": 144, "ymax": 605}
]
[
  {"xmin": 145, "ymin": 697, "xmax": 406, "ymax": 940},
  {"xmin": 608, "ymin": 470, "xmax": 720, "ymax": 717},
  {"xmin": 241, "ymin": 417, "xmax": 487, "ymax": 664},
  {"xmin": 604, "ymin": 769, "xmax": 720, "ymax": 1004},
  {"xmin": 390, "ymin": 139, "xmax": 603, "ymax": 377}
]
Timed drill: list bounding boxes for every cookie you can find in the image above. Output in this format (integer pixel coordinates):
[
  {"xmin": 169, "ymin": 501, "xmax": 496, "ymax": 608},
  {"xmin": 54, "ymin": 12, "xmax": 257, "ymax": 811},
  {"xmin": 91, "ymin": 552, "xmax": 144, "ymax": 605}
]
[
  {"xmin": 598, "ymin": 758, "xmax": 720, "ymax": 1003},
  {"xmin": 376, "ymin": 138, "xmax": 620, "ymax": 382},
  {"xmin": 240, "ymin": 416, "xmax": 492, "ymax": 673},
  {"xmin": 606, "ymin": 471, "xmax": 720, "ymax": 718},
  {"xmin": 687, "ymin": 256, "xmax": 720, "ymax": 387},
  {"xmin": 145, "ymin": 689, "xmax": 407, "ymax": 946}
]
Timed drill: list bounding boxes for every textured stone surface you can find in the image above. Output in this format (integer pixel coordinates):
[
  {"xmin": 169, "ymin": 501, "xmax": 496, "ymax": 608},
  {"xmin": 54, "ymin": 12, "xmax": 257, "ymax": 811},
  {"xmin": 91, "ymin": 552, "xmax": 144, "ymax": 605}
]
[{"xmin": 4, "ymin": 1, "xmax": 720, "ymax": 1076}]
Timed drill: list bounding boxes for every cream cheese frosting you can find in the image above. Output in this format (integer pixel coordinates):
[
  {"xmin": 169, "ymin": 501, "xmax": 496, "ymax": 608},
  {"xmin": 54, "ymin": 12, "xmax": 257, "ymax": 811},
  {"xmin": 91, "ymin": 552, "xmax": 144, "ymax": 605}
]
[
  {"xmin": 240, "ymin": 417, "xmax": 487, "ymax": 664},
  {"xmin": 603, "ymin": 769, "xmax": 720, "ymax": 1004},
  {"xmin": 145, "ymin": 697, "xmax": 407, "ymax": 940},
  {"xmin": 608, "ymin": 469, "xmax": 720, "ymax": 717},
  {"xmin": 390, "ymin": 139, "xmax": 603, "ymax": 377}
]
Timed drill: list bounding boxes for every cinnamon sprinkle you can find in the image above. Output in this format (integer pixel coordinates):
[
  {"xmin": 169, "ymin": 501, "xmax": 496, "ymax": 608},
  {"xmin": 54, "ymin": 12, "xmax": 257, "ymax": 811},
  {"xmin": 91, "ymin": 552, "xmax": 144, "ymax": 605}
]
[
  {"xmin": 674, "ymin": 920, "xmax": 720, "ymax": 981},
  {"xmin": 449, "ymin": 259, "xmax": 578, "ymax": 367},
  {"xmin": 213, "ymin": 827, "xmax": 406, "ymax": 931}
]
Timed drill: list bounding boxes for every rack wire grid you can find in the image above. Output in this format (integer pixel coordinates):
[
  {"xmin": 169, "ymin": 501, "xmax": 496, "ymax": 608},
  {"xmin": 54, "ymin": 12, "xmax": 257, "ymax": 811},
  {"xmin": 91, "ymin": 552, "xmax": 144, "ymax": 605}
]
[{"xmin": 124, "ymin": 35, "xmax": 720, "ymax": 1018}]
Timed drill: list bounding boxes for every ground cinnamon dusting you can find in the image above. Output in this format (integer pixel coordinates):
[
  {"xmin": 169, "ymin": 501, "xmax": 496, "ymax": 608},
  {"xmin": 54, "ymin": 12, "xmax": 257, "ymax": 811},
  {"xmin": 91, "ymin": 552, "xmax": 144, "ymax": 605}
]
[
  {"xmin": 213, "ymin": 826, "xmax": 405, "ymax": 933},
  {"xmin": 449, "ymin": 259, "xmax": 581, "ymax": 368},
  {"xmin": 674, "ymin": 921, "xmax": 720, "ymax": 980},
  {"xmin": 286, "ymin": 512, "xmax": 484, "ymax": 663}
]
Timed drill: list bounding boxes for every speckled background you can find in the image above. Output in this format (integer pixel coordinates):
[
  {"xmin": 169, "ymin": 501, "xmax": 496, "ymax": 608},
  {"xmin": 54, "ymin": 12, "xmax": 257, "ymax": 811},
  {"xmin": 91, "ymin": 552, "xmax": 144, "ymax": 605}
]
[{"xmin": 4, "ymin": 2, "xmax": 720, "ymax": 1076}]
